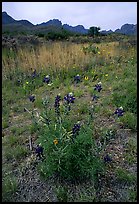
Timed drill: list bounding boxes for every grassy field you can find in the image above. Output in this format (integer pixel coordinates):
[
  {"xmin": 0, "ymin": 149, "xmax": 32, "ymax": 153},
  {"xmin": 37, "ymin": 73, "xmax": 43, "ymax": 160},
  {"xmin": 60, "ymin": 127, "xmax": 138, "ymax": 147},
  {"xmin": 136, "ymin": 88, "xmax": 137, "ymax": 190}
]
[{"xmin": 2, "ymin": 35, "xmax": 137, "ymax": 202}]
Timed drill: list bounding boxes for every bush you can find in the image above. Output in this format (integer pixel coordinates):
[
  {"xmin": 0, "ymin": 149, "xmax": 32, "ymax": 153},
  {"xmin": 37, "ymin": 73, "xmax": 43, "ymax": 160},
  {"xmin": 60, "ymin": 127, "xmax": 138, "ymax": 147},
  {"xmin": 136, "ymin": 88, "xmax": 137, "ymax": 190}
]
[{"xmin": 35, "ymin": 95, "xmax": 104, "ymax": 182}]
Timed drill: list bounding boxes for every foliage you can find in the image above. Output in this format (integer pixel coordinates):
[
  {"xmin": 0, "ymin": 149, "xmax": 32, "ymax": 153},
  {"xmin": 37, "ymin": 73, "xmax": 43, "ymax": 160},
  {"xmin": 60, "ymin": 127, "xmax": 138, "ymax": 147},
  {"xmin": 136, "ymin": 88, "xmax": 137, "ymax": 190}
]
[
  {"xmin": 88, "ymin": 26, "xmax": 101, "ymax": 37},
  {"xmin": 36, "ymin": 96, "xmax": 104, "ymax": 182}
]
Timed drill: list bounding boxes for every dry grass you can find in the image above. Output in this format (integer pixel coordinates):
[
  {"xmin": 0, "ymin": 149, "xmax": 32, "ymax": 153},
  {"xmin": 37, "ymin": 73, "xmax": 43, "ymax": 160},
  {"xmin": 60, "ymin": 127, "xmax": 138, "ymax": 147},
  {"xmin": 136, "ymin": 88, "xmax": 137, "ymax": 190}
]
[{"xmin": 2, "ymin": 41, "xmax": 125, "ymax": 75}]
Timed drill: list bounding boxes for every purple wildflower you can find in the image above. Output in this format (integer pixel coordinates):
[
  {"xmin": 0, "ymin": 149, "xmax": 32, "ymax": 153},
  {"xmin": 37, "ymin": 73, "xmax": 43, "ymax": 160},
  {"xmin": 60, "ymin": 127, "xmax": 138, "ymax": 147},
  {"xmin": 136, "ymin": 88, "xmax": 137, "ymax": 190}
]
[
  {"xmin": 43, "ymin": 75, "xmax": 50, "ymax": 84},
  {"xmin": 72, "ymin": 122, "xmax": 81, "ymax": 138},
  {"xmin": 94, "ymin": 82, "xmax": 102, "ymax": 92},
  {"xmin": 64, "ymin": 92, "xmax": 75, "ymax": 104},
  {"xmin": 114, "ymin": 106, "xmax": 124, "ymax": 117},
  {"xmin": 74, "ymin": 74, "xmax": 81, "ymax": 83},
  {"xmin": 35, "ymin": 144, "xmax": 43, "ymax": 159},
  {"xmin": 54, "ymin": 94, "xmax": 61, "ymax": 115},
  {"xmin": 32, "ymin": 69, "xmax": 37, "ymax": 78},
  {"xmin": 104, "ymin": 154, "xmax": 112, "ymax": 163},
  {"xmin": 29, "ymin": 95, "xmax": 35, "ymax": 102},
  {"xmin": 92, "ymin": 95, "xmax": 99, "ymax": 101}
]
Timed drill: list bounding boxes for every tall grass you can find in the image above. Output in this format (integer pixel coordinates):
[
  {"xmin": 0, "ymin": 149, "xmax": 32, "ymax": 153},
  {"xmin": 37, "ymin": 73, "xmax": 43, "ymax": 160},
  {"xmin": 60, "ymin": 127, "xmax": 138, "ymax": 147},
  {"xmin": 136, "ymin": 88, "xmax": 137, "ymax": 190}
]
[{"xmin": 3, "ymin": 40, "xmax": 134, "ymax": 77}]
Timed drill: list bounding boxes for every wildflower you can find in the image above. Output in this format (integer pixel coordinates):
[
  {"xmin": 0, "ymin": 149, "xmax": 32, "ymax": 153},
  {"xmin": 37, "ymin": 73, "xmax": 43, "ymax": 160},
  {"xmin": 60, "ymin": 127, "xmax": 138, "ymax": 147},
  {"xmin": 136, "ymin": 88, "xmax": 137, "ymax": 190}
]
[
  {"xmin": 72, "ymin": 122, "xmax": 81, "ymax": 139},
  {"xmin": 114, "ymin": 106, "xmax": 124, "ymax": 117},
  {"xmin": 32, "ymin": 69, "xmax": 37, "ymax": 78},
  {"xmin": 105, "ymin": 74, "xmax": 108, "ymax": 77},
  {"xmin": 104, "ymin": 154, "xmax": 112, "ymax": 163},
  {"xmin": 84, "ymin": 76, "xmax": 89, "ymax": 80},
  {"xmin": 54, "ymin": 94, "xmax": 61, "ymax": 115},
  {"xmin": 98, "ymin": 51, "xmax": 100, "ymax": 54},
  {"xmin": 92, "ymin": 95, "xmax": 99, "ymax": 101},
  {"xmin": 94, "ymin": 82, "xmax": 102, "ymax": 92},
  {"xmin": 43, "ymin": 75, "xmax": 50, "ymax": 84},
  {"xmin": 35, "ymin": 144, "xmax": 44, "ymax": 159},
  {"xmin": 26, "ymin": 81, "xmax": 29, "ymax": 85},
  {"xmin": 53, "ymin": 139, "xmax": 58, "ymax": 145},
  {"xmin": 64, "ymin": 92, "xmax": 75, "ymax": 104},
  {"xmin": 29, "ymin": 95, "xmax": 35, "ymax": 102},
  {"xmin": 74, "ymin": 74, "xmax": 81, "ymax": 83}
]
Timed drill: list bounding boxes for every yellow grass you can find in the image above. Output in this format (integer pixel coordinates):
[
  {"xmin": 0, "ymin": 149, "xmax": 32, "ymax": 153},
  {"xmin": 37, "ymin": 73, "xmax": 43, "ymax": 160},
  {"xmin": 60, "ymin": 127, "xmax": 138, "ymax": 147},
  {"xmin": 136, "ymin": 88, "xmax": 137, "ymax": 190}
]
[{"xmin": 2, "ymin": 41, "xmax": 135, "ymax": 75}]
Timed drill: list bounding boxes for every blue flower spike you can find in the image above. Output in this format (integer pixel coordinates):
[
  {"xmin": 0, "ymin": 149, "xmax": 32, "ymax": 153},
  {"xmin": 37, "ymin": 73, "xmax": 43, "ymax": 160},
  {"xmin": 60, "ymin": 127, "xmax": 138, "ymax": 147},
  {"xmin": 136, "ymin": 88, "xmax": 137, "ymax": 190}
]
[
  {"xmin": 72, "ymin": 121, "xmax": 81, "ymax": 139},
  {"xmin": 43, "ymin": 75, "xmax": 50, "ymax": 84},
  {"xmin": 54, "ymin": 94, "xmax": 61, "ymax": 115},
  {"xmin": 114, "ymin": 106, "xmax": 124, "ymax": 117},
  {"xmin": 35, "ymin": 143, "xmax": 44, "ymax": 159},
  {"xmin": 29, "ymin": 94, "xmax": 35, "ymax": 102},
  {"xmin": 32, "ymin": 69, "xmax": 37, "ymax": 78},
  {"xmin": 92, "ymin": 95, "xmax": 99, "ymax": 101},
  {"xmin": 74, "ymin": 74, "xmax": 81, "ymax": 83},
  {"xmin": 104, "ymin": 154, "xmax": 112, "ymax": 163},
  {"xmin": 94, "ymin": 82, "xmax": 102, "ymax": 92},
  {"xmin": 64, "ymin": 92, "xmax": 75, "ymax": 104}
]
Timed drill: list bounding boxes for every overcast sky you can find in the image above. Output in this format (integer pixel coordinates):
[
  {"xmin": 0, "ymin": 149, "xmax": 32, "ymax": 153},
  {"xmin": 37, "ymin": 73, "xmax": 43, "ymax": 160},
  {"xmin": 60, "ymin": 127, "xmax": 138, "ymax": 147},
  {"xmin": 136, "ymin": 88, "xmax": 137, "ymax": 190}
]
[{"xmin": 2, "ymin": 2, "xmax": 137, "ymax": 31}]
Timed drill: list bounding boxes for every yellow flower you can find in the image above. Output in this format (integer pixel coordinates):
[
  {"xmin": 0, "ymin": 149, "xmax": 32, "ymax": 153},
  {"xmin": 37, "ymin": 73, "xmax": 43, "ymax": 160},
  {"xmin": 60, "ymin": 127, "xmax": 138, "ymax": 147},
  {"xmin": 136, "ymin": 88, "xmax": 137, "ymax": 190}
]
[
  {"xmin": 84, "ymin": 76, "xmax": 89, "ymax": 80},
  {"xmin": 26, "ymin": 81, "xmax": 29, "ymax": 85},
  {"xmin": 105, "ymin": 74, "xmax": 108, "ymax": 77},
  {"xmin": 53, "ymin": 139, "xmax": 58, "ymax": 145},
  {"xmin": 98, "ymin": 51, "xmax": 100, "ymax": 54}
]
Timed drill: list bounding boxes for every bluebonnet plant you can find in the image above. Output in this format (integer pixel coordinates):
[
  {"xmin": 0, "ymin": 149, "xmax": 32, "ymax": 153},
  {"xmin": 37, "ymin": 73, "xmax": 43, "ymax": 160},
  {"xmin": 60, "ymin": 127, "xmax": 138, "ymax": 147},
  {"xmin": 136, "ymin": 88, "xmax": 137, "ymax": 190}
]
[
  {"xmin": 54, "ymin": 94, "xmax": 61, "ymax": 116},
  {"xmin": 32, "ymin": 69, "xmax": 37, "ymax": 78},
  {"xmin": 72, "ymin": 122, "xmax": 81, "ymax": 139},
  {"xmin": 64, "ymin": 92, "xmax": 75, "ymax": 112},
  {"xmin": 92, "ymin": 95, "xmax": 99, "ymax": 101},
  {"xmin": 74, "ymin": 74, "xmax": 81, "ymax": 83},
  {"xmin": 94, "ymin": 82, "xmax": 102, "ymax": 92},
  {"xmin": 29, "ymin": 95, "xmax": 35, "ymax": 102},
  {"xmin": 35, "ymin": 143, "xmax": 44, "ymax": 159},
  {"xmin": 104, "ymin": 154, "xmax": 112, "ymax": 163},
  {"xmin": 64, "ymin": 92, "xmax": 75, "ymax": 104},
  {"xmin": 43, "ymin": 75, "xmax": 50, "ymax": 84},
  {"xmin": 114, "ymin": 106, "xmax": 124, "ymax": 117}
]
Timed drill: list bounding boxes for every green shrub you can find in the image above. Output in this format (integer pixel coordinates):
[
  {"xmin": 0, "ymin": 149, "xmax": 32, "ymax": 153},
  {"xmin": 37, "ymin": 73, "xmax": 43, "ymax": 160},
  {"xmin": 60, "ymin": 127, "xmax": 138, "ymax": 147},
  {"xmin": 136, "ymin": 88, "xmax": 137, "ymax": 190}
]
[{"xmin": 35, "ymin": 95, "xmax": 104, "ymax": 182}]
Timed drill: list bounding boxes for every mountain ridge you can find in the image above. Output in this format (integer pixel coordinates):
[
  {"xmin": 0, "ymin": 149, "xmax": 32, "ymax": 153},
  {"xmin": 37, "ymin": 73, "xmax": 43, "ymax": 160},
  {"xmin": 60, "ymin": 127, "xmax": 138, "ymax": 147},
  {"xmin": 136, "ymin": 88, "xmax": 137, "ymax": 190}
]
[{"xmin": 2, "ymin": 11, "xmax": 137, "ymax": 35}]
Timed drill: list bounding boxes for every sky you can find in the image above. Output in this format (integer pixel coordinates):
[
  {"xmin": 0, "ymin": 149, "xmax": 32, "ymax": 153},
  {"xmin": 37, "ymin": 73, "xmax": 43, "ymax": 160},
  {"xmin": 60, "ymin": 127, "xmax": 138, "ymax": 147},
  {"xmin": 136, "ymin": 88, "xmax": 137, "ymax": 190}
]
[{"xmin": 2, "ymin": 2, "xmax": 137, "ymax": 31}]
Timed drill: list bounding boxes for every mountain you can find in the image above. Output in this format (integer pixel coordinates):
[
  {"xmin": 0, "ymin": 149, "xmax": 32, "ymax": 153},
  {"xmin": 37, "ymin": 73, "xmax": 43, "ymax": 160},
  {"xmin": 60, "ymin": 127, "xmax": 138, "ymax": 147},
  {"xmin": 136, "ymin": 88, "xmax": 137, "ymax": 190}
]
[
  {"xmin": 2, "ymin": 11, "xmax": 17, "ymax": 24},
  {"xmin": 63, "ymin": 24, "xmax": 88, "ymax": 34},
  {"xmin": 2, "ymin": 12, "xmax": 137, "ymax": 36},
  {"xmin": 2, "ymin": 12, "xmax": 88, "ymax": 34},
  {"xmin": 2, "ymin": 11, "xmax": 34, "ymax": 27},
  {"xmin": 100, "ymin": 29, "xmax": 113, "ymax": 34},
  {"xmin": 38, "ymin": 19, "xmax": 62, "ymax": 27},
  {"xmin": 101, "ymin": 24, "xmax": 137, "ymax": 35},
  {"xmin": 115, "ymin": 23, "xmax": 137, "ymax": 35}
]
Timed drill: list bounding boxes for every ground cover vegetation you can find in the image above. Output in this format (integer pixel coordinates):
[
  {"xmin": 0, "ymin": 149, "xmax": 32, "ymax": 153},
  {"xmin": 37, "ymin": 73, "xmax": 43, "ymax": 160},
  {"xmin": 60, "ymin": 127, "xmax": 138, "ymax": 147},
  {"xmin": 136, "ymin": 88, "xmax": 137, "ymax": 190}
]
[{"xmin": 2, "ymin": 32, "xmax": 137, "ymax": 202}]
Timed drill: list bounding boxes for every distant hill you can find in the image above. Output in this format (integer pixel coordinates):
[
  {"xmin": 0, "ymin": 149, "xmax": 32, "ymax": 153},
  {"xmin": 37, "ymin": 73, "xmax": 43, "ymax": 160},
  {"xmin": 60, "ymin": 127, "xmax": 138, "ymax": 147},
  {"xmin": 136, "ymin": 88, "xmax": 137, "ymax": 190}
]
[
  {"xmin": 2, "ymin": 11, "xmax": 137, "ymax": 36},
  {"xmin": 115, "ymin": 24, "xmax": 137, "ymax": 35},
  {"xmin": 101, "ymin": 24, "xmax": 137, "ymax": 35},
  {"xmin": 2, "ymin": 12, "xmax": 34, "ymax": 27}
]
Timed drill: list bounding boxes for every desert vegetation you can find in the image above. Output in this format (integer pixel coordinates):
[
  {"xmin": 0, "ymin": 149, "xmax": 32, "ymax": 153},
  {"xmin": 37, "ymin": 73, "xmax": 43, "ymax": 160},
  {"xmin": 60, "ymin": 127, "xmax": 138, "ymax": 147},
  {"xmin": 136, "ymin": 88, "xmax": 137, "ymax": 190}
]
[{"xmin": 2, "ymin": 33, "xmax": 137, "ymax": 202}]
